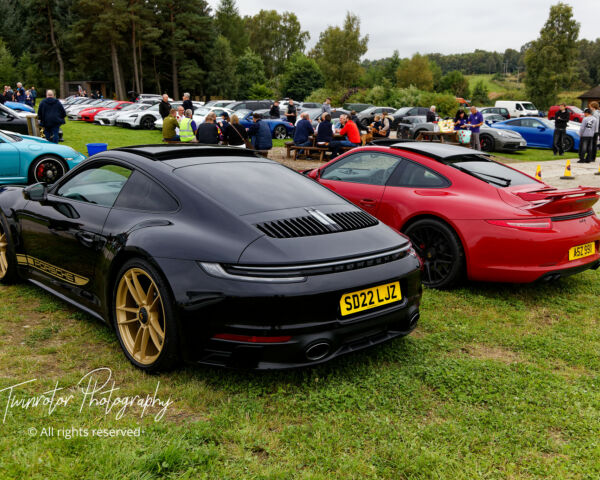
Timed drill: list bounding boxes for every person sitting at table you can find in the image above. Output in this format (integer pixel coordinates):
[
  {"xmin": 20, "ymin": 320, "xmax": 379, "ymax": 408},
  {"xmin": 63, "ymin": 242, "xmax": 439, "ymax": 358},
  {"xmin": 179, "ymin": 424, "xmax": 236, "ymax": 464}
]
[
  {"xmin": 454, "ymin": 109, "xmax": 468, "ymax": 130},
  {"xmin": 293, "ymin": 112, "xmax": 314, "ymax": 155},
  {"xmin": 380, "ymin": 111, "xmax": 391, "ymax": 137},
  {"xmin": 329, "ymin": 114, "xmax": 361, "ymax": 157},
  {"xmin": 369, "ymin": 115, "xmax": 387, "ymax": 139},
  {"xmin": 315, "ymin": 113, "xmax": 334, "ymax": 146}
]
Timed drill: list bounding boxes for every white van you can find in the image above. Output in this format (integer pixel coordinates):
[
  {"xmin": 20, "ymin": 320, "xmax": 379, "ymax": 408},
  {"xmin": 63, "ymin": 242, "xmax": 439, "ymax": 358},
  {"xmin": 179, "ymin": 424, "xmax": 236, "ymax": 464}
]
[{"xmin": 494, "ymin": 100, "xmax": 539, "ymax": 118}]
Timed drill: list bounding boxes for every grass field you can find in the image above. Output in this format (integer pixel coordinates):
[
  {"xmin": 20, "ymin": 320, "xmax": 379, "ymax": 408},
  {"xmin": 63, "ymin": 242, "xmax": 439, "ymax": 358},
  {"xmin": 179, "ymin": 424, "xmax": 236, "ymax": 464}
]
[{"xmin": 2, "ymin": 117, "xmax": 600, "ymax": 479}]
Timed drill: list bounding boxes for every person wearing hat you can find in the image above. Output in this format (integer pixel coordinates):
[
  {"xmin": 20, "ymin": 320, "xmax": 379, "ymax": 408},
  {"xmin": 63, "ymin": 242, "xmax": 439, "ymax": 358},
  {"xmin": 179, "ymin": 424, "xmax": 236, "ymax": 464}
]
[{"xmin": 578, "ymin": 108, "xmax": 598, "ymax": 163}]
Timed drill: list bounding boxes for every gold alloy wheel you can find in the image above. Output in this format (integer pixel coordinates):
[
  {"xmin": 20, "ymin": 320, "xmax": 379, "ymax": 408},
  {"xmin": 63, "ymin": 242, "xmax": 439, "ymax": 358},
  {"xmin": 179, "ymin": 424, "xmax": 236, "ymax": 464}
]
[
  {"xmin": 0, "ymin": 225, "xmax": 7, "ymax": 279},
  {"xmin": 115, "ymin": 268, "xmax": 166, "ymax": 365}
]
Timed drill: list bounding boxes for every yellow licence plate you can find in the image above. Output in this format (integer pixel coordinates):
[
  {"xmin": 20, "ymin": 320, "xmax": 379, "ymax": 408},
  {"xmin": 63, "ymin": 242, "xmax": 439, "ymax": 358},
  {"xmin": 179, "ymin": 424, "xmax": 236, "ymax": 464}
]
[
  {"xmin": 569, "ymin": 242, "xmax": 596, "ymax": 261},
  {"xmin": 340, "ymin": 281, "xmax": 402, "ymax": 316}
]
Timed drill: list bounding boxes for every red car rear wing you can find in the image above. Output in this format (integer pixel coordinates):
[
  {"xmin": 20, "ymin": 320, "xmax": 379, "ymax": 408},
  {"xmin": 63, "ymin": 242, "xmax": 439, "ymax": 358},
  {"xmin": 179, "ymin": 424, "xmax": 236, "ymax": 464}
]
[{"xmin": 516, "ymin": 186, "xmax": 600, "ymax": 215}]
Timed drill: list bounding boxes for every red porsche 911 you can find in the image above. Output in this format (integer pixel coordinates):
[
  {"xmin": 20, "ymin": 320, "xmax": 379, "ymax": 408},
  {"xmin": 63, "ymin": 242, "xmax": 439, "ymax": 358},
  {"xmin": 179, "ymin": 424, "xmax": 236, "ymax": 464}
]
[{"xmin": 306, "ymin": 143, "xmax": 600, "ymax": 288}]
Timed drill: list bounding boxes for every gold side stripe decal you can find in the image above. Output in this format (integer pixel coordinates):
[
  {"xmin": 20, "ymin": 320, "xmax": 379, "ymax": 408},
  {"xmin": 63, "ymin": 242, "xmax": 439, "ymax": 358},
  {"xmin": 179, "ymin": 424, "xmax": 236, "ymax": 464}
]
[{"xmin": 16, "ymin": 254, "xmax": 89, "ymax": 286}]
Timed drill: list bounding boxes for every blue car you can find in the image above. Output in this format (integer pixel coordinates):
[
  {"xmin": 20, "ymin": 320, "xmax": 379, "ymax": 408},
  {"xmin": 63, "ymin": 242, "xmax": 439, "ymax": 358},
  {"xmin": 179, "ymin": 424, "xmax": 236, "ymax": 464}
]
[
  {"xmin": 236, "ymin": 109, "xmax": 295, "ymax": 139},
  {"xmin": 492, "ymin": 117, "xmax": 580, "ymax": 151},
  {"xmin": 4, "ymin": 101, "xmax": 35, "ymax": 114},
  {"xmin": 0, "ymin": 130, "xmax": 86, "ymax": 184}
]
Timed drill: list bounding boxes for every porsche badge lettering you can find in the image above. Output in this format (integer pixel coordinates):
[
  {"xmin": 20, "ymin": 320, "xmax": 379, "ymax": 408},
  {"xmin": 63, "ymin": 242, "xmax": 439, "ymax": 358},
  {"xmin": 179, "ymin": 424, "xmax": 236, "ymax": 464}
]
[{"xmin": 16, "ymin": 255, "xmax": 89, "ymax": 286}]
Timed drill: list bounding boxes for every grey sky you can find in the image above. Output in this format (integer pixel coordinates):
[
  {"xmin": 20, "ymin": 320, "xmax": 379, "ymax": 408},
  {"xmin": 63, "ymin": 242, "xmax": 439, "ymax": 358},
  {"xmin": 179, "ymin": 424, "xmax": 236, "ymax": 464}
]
[{"xmin": 207, "ymin": 0, "xmax": 598, "ymax": 60}]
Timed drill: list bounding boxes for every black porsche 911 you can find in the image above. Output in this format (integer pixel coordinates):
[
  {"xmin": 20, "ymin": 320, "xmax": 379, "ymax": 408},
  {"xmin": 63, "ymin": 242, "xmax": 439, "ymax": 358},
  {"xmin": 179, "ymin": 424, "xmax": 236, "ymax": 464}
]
[{"xmin": 0, "ymin": 145, "xmax": 422, "ymax": 371}]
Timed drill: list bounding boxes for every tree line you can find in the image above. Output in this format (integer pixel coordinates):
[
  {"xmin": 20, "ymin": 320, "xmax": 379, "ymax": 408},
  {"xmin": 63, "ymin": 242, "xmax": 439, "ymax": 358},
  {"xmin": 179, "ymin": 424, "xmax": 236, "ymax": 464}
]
[{"xmin": 0, "ymin": 0, "xmax": 598, "ymax": 108}]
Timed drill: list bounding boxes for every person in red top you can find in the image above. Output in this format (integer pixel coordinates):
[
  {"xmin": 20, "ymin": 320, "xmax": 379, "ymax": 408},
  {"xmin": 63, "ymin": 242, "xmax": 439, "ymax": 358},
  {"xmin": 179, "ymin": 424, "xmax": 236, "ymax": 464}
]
[{"xmin": 329, "ymin": 114, "xmax": 361, "ymax": 156}]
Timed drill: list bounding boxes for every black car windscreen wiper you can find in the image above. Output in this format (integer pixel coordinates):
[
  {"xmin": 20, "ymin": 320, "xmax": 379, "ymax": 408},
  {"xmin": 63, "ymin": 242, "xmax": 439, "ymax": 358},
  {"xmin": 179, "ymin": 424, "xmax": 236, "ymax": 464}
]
[{"xmin": 451, "ymin": 164, "xmax": 511, "ymax": 187}]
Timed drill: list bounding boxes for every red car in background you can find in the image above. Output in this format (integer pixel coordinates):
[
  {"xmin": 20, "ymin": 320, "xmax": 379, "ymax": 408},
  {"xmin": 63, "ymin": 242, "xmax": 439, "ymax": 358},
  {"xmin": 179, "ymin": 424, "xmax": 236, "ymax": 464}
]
[
  {"xmin": 306, "ymin": 143, "xmax": 600, "ymax": 288},
  {"xmin": 548, "ymin": 105, "xmax": 584, "ymax": 123},
  {"xmin": 79, "ymin": 101, "xmax": 132, "ymax": 122}
]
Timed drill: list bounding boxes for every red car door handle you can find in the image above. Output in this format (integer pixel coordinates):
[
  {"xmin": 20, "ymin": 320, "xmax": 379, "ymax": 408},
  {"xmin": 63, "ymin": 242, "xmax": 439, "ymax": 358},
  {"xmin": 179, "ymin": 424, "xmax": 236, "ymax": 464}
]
[{"xmin": 360, "ymin": 198, "xmax": 376, "ymax": 206}]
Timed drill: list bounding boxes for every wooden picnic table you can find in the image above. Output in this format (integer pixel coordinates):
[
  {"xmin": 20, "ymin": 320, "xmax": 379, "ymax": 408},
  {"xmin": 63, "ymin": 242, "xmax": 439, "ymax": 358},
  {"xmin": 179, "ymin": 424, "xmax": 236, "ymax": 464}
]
[{"xmin": 415, "ymin": 130, "xmax": 461, "ymax": 144}]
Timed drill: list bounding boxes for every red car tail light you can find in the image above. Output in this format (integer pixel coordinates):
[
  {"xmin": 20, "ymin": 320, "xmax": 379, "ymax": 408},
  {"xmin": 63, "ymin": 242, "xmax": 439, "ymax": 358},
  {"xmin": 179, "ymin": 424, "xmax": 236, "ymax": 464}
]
[
  {"xmin": 212, "ymin": 333, "xmax": 292, "ymax": 343},
  {"xmin": 486, "ymin": 218, "xmax": 552, "ymax": 231}
]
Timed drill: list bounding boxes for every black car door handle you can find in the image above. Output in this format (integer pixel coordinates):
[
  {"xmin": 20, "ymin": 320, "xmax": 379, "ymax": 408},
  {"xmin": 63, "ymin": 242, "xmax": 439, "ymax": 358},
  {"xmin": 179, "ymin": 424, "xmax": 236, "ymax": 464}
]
[{"xmin": 77, "ymin": 232, "xmax": 96, "ymax": 246}]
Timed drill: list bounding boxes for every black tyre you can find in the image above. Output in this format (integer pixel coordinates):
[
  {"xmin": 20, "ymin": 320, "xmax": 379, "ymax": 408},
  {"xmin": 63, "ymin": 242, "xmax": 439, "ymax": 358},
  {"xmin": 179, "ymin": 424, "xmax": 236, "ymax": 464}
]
[
  {"xmin": 0, "ymin": 217, "xmax": 18, "ymax": 284},
  {"xmin": 413, "ymin": 129, "xmax": 427, "ymax": 139},
  {"xmin": 273, "ymin": 125, "xmax": 287, "ymax": 139},
  {"xmin": 562, "ymin": 135, "xmax": 574, "ymax": 152},
  {"xmin": 404, "ymin": 218, "xmax": 464, "ymax": 288},
  {"xmin": 29, "ymin": 156, "xmax": 66, "ymax": 184},
  {"xmin": 112, "ymin": 258, "xmax": 180, "ymax": 372},
  {"xmin": 141, "ymin": 116, "xmax": 156, "ymax": 130},
  {"xmin": 480, "ymin": 134, "xmax": 495, "ymax": 152}
]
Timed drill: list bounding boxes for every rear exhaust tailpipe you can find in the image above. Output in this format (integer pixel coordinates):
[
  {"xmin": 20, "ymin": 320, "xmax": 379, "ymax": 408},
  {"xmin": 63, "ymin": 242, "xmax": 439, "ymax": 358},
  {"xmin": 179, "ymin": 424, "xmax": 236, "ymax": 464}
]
[{"xmin": 305, "ymin": 342, "xmax": 331, "ymax": 361}]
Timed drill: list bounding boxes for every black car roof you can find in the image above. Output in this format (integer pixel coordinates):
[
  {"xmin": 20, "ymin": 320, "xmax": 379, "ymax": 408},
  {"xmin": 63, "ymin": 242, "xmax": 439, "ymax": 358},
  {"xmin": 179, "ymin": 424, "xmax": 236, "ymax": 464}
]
[
  {"xmin": 390, "ymin": 142, "xmax": 489, "ymax": 159},
  {"xmin": 111, "ymin": 144, "xmax": 264, "ymax": 162}
]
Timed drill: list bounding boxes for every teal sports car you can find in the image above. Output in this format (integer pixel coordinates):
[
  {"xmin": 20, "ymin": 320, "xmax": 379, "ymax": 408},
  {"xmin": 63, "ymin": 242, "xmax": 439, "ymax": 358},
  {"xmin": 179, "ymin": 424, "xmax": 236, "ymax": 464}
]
[{"xmin": 0, "ymin": 130, "xmax": 86, "ymax": 184}]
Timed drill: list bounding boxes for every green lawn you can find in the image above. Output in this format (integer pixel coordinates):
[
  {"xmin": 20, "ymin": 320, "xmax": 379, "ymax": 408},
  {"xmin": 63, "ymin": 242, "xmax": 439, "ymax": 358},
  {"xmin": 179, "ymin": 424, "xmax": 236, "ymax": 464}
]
[
  {"xmin": 496, "ymin": 148, "xmax": 576, "ymax": 164},
  {"xmin": 1, "ymin": 273, "xmax": 600, "ymax": 479}
]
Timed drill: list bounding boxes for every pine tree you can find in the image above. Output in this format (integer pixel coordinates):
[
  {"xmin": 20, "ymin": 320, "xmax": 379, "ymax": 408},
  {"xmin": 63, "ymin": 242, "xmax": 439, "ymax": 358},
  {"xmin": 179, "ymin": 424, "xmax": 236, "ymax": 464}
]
[{"xmin": 215, "ymin": 0, "xmax": 247, "ymax": 57}]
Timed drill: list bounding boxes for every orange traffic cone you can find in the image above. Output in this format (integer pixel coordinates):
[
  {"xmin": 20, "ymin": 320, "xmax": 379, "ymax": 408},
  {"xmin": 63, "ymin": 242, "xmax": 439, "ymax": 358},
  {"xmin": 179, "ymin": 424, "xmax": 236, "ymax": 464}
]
[
  {"xmin": 535, "ymin": 164, "xmax": 542, "ymax": 181},
  {"xmin": 595, "ymin": 163, "xmax": 600, "ymax": 176},
  {"xmin": 560, "ymin": 159, "xmax": 575, "ymax": 180}
]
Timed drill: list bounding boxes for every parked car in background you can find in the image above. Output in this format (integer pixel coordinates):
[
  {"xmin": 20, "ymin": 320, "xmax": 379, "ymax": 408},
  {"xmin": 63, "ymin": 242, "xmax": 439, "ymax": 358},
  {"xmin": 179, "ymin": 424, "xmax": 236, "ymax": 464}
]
[
  {"xmin": 356, "ymin": 106, "xmax": 397, "ymax": 128},
  {"xmin": 0, "ymin": 129, "xmax": 85, "ymax": 184},
  {"xmin": 396, "ymin": 116, "xmax": 427, "ymax": 139},
  {"xmin": 405, "ymin": 119, "xmax": 526, "ymax": 152},
  {"xmin": 227, "ymin": 100, "xmax": 273, "ymax": 112},
  {"xmin": 479, "ymin": 107, "xmax": 510, "ymax": 119},
  {"xmin": 116, "ymin": 103, "xmax": 162, "ymax": 129},
  {"xmin": 204, "ymin": 100, "xmax": 235, "ymax": 108},
  {"xmin": 492, "ymin": 117, "xmax": 580, "ymax": 151},
  {"xmin": 0, "ymin": 104, "xmax": 29, "ymax": 135},
  {"xmin": 79, "ymin": 101, "xmax": 132, "ymax": 122},
  {"xmin": 4, "ymin": 102, "xmax": 35, "ymax": 114},
  {"xmin": 391, "ymin": 107, "xmax": 432, "ymax": 134},
  {"xmin": 343, "ymin": 103, "xmax": 374, "ymax": 113},
  {"xmin": 136, "ymin": 94, "xmax": 172, "ymax": 102},
  {"xmin": 495, "ymin": 101, "xmax": 539, "ymax": 118},
  {"xmin": 548, "ymin": 105, "xmax": 584, "ymax": 123},
  {"xmin": 308, "ymin": 108, "xmax": 350, "ymax": 129},
  {"xmin": 96, "ymin": 102, "xmax": 157, "ymax": 126},
  {"xmin": 306, "ymin": 143, "xmax": 600, "ymax": 287},
  {"xmin": 66, "ymin": 99, "xmax": 106, "ymax": 119},
  {"xmin": 300, "ymin": 102, "xmax": 321, "ymax": 109},
  {"xmin": 482, "ymin": 113, "xmax": 506, "ymax": 124},
  {"xmin": 235, "ymin": 109, "xmax": 295, "ymax": 139}
]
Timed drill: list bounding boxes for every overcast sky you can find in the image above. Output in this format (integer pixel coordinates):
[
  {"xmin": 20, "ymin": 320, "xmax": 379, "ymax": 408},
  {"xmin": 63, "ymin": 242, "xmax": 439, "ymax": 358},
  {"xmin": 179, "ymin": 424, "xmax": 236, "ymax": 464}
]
[{"xmin": 207, "ymin": 0, "xmax": 598, "ymax": 60}]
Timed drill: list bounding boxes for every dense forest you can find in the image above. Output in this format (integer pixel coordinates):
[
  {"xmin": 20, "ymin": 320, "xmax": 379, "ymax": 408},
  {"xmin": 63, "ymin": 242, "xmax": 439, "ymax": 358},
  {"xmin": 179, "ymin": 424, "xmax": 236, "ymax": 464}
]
[{"xmin": 1, "ymin": 0, "xmax": 598, "ymax": 108}]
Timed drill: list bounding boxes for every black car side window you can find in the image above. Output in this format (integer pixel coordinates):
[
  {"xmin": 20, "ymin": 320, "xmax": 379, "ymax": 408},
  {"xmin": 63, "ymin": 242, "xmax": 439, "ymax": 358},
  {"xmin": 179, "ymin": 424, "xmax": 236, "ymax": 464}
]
[
  {"xmin": 56, "ymin": 164, "xmax": 132, "ymax": 207},
  {"xmin": 388, "ymin": 160, "xmax": 450, "ymax": 188},
  {"xmin": 114, "ymin": 171, "xmax": 179, "ymax": 212}
]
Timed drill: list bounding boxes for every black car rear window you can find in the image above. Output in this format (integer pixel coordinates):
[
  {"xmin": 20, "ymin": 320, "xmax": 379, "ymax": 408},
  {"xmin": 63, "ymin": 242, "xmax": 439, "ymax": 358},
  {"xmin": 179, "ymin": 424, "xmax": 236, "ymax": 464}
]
[
  {"xmin": 442, "ymin": 154, "xmax": 535, "ymax": 188},
  {"xmin": 174, "ymin": 162, "xmax": 344, "ymax": 215}
]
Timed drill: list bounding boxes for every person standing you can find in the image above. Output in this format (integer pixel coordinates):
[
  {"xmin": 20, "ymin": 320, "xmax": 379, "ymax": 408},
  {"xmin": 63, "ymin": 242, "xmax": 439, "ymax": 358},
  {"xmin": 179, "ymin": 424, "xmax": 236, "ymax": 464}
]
[
  {"xmin": 426, "ymin": 105, "xmax": 437, "ymax": 123},
  {"xmin": 182, "ymin": 93, "xmax": 194, "ymax": 114},
  {"xmin": 285, "ymin": 99, "xmax": 297, "ymax": 125},
  {"xmin": 195, "ymin": 112, "xmax": 221, "ymax": 144},
  {"xmin": 158, "ymin": 94, "xmax": 171, "ymax": 119},
  {"xmin": 30, "ymin": 86, "xmax": 38, "ymax": 106},
  {"xmin": 269, "ymin": 101, "xmax": 280, "ymax": 119},
  {"xmin": 162, "ymin": 109, "xmax": 180, "ymax": 142},
  {"xmin": 552, "ymin": 103, "xmax": 570, "ymax": 156},
  {"xmin": 15, "ymin": 82, "xmax": 25, "ymax": 103},
  {"xmin": 380, "ymin": 111, "xmax": 391, "ymax": 138},
  {"xmin": 329, "ymin": 114, "xmax": 361, "ymax": 157},
  {"xmin": 37, "ymin": 89, "xmax": 66, "ymax": 144},
  {"xmin": 248, "ymin": 113, "xmax": 272, "ymax": 152},
  {"xmin": 578, "ymin": 108, "xmax": 598, "ymax": 163},
  {"xmin": 590, "ymin": 101, "xmax": 599, "ymax": 162},
  {"xmin": 454, "ymin": 110, "xmax": 468, "ymax": 130},
  {"xmin": 178, "ymin": 109, "xmax": 197, "ymax": 143},
  {"xmin": 24, "ymin": 90, "xmax": 34, "ymax": 107},
  {"xmin": 322, "ymin": 98, "xmax": 332, "ymax": 114},
  {"xmin": 467, "ymin": 106, "xmax": 484, "ymax": 151}
]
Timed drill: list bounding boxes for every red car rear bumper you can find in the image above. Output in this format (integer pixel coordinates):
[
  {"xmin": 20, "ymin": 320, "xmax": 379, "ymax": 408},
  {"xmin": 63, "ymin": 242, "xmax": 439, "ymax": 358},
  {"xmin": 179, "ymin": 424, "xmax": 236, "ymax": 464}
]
[{"xmin": 455, "ymin": 215, "xmax": 600, "ymax": 283}]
